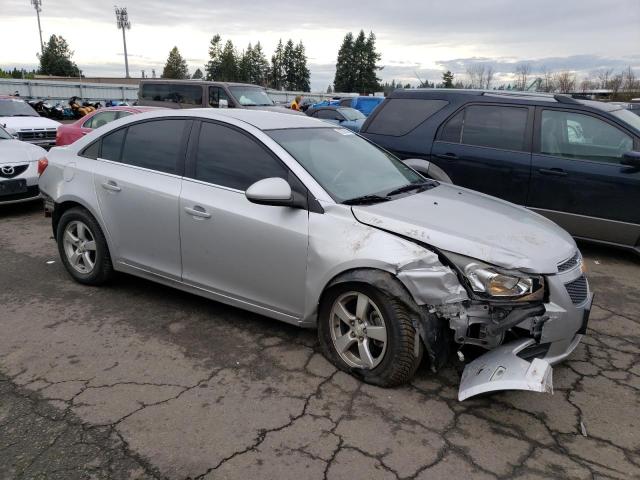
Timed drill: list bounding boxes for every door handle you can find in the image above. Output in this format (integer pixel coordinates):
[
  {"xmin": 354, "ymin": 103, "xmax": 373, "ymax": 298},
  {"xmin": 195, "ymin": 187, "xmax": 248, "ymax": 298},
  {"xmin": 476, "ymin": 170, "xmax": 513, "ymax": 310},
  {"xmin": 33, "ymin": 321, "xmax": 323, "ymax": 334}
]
[
  {"xmin": 435, "ymin": 152, "xmax": 458, "ymax": 160},
  {"xmin": 184, "ymin": 206, "xmax": 211, "ymax": 219},
  {"xmin": 101, "ymin": 180, "xmax": 121, "ymax": 192},
  {"xmin": 538, "ymin": 168, "xmax": 567, "ymax": 177}
]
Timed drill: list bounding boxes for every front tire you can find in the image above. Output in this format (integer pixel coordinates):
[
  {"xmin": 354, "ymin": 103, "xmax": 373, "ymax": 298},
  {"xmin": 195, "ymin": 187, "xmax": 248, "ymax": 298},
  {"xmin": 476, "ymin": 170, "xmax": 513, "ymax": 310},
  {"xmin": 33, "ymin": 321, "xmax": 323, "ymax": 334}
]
[
  {"xmin": 318, "ymin": 284, "xmax": 423, "ymax": 387},
  {"xmin": 56, "ymin": 207, "xmax": 113, "ymax": 285}
]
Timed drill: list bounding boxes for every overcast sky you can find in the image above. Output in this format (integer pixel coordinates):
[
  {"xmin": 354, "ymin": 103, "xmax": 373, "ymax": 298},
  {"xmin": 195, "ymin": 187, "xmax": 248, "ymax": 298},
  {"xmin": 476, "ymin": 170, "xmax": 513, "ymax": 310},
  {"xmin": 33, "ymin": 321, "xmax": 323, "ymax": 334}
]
[{"xmin": 1, "ymin": 0, "xmax": 639, "ymax": 91}]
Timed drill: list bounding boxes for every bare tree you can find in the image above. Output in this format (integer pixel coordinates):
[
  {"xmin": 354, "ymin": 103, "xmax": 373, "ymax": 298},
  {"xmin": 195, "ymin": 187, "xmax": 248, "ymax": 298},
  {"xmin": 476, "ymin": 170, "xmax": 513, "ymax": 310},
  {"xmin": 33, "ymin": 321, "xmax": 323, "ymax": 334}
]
[
  {"xmin": 579, "ymin": 76, "xmax": 597, "ymax": 92},
  {"xmin": 540, "ymin": 67, "xmax": 555, "ymax": 92},
  {"xmin": 484, "ymin": 65, "xmax": 495, "ymax": 89},
  {"xmin": 514, "ymin": 63, "xmax": 531, "ymax": 91},
  {"xmin": 554, "ymin": 71, "xmax": 576, "ymax": 93},
  {"xmin": 622, "ymin": 66, "xmax": 639, "ymax": 92},
  {"xmin": 465, "ymin": 64, "xmax": 486, "ymax": 89},
  {"xmin": 609, "ymin": 73, "xmax": 623, "ymax": 100},
  {"xmin": 595, "ymin": 68, "xmax": 614, "ymax": 89}
]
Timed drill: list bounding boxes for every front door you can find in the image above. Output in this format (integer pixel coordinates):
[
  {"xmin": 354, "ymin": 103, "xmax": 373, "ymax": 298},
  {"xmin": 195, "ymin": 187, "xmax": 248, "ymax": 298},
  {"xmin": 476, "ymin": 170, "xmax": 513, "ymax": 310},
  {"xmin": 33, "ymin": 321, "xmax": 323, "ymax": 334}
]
[
  {"xmin": 180, "ymin": 121, "xmax": 309, "ymax": 320},
  {"xmin": 528, "ymin": 108, "xmax": 640, "ymax": 245},
  {"xmin": 93, "ymin": 118, "xmax": 191, "ymax": 278},
  {"xmin": 430, "ymin": 103, "xmax": 533, "ymax": 205}
]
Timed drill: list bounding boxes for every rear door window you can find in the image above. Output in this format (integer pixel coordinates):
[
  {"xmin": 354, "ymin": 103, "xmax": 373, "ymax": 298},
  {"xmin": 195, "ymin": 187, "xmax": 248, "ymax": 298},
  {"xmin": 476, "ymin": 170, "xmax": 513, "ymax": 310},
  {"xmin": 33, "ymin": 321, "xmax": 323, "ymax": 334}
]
[
  {"xmin": 365, "ymin": 99, "xmax": 448, "ymax": 136},
  {"xmin": 540, "ymin": 110, "xmax": 633, "ymax": 163},
  {"xmin": 461, "ymin": 105, "xmax": 529, "ymax": 151},
  {"xmin": 83, "ymin": 111, "xmax": 119, "ymax": 129},
  {"xmin": 193, "ymin": 122, "xmax": 288, "ymax": 191},
  {"xmin": 120, "ymin": 119, "xmax": 189, "ymax": 174}
]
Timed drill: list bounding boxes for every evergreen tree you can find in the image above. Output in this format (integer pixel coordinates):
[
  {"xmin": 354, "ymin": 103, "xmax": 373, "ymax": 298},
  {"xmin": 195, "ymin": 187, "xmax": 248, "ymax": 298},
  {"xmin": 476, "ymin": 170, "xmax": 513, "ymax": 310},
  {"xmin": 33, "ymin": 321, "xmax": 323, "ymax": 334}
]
[
  {"xmin": 205, "ymin": 34, "xmax": 223, "ymax": 80},
  {"xmin": 442, "ymin": 70, "xmax": 454, "ymax": 88},
  {"xmin": 294, "ymin": 41, "xmax": 310, "ymax": 91},
  {"xmin": 38, "ymin": 34, "xmax": 81, "ymax": 77},
  {"xmin": 326, "ymin": 85, "xmax": 333, "ymax": 94},
  {"xmin": 219, "ymin": 40, "xmax": 238, "ymax": 81},
  {"xmin": 282, "ymin": 39, "xmax": 297, "ymax": 91},
  {"xmin": 251, "ymin": 42, "xmax": 270, "ymax": 86},
  {"xmin": 363, "ymin": 31, "xmax": 381, "ymax": 94},
  {"xmin": 162, "ymin": 46, "xmax": 189, "ymax": 79},
  {"xmin": 238, "ymin": 44, "xmax": 253, "ymax": 82},
  {"xmin": 192, "ymin": 68, "xmax": 203, "ymax": 79},
  {"xmin": 333, "ymin": 32, "xmax": 354, "ymax": 92},
  {"xmin": 270, "ymin": 39, "xmax": 285, "ymax": 89}
]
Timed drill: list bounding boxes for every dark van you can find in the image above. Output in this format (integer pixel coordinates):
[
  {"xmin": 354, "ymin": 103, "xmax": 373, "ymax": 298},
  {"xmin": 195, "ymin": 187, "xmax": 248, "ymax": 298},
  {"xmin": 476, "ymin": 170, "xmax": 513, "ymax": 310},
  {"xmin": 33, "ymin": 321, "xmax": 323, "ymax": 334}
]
[
  {"xmin": 137, "ymin": 80, "xmax": 300, "ymax": 115},
  {"xmin": 360, "ymin": 89, "xmax": 640, "ymax": 253}
]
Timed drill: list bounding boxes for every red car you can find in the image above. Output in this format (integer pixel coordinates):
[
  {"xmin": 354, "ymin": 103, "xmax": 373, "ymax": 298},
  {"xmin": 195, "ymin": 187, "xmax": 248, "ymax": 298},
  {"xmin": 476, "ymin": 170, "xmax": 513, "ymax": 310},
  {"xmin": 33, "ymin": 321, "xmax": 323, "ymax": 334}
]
[{"xmin": 56, "ymin": 106, "xmax": 162, "ymax": 146}]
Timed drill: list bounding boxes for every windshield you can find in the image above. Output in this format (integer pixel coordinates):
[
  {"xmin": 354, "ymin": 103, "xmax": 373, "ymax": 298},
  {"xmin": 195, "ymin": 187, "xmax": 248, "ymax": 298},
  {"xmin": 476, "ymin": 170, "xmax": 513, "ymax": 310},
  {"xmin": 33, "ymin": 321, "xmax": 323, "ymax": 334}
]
[
  {"xmin": 267, "ymin": 127, "xmax": 424, "ymax": 203},
  {"xmin": 611, "ymin": 108, "xmax": 640, "ymax": 131},
  {"xmin": 0, "ymin": 126, "xmax": 12, "ymax": 139},
  {"xmin": 0, "ymin": 99, "xmax": 39, "ymax": 117},
  {"xmin": 228, "ymin": 86, "xmax": 274, "ymax": 106},
  {"xmin": 338, "ymin": 107, "xmax": 366, "ymax": 121}
]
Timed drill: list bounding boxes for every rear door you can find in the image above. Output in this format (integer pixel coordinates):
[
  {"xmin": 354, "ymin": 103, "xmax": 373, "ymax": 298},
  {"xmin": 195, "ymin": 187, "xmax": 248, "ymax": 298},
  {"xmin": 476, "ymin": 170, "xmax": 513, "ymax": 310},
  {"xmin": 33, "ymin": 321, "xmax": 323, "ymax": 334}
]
[
  {"xmin": 179, "ymin": 120, "xmax": 309, "ymax": 319},
  {"xmin": 528, "ymin": 108, "xmax": 640, "ymax": 245},
  {"xmin": 92, "ymin": 118, "xmax": 191, "ymax": 278},
  {"xmin": 430, "ymin": 103, "xmax": 533, "ymax": 204}
]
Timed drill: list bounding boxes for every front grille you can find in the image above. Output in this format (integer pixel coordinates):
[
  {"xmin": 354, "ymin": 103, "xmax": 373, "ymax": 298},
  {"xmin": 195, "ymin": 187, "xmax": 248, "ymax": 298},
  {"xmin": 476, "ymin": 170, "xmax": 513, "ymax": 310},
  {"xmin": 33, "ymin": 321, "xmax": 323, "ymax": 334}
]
[
  {"xmin": 558, "ymin": 251, "xmax": 580, "ymax": 272},
  {"xmin": 0, "ymin": 165, "xmax": 28, "ymax": 178},
  {"xmin": 565, "ymin": 275, "xmax": 588, "ymax": 305},
  {"xmin": 18, "ymin": 129, "xmax": 56, "ymax": 141}
]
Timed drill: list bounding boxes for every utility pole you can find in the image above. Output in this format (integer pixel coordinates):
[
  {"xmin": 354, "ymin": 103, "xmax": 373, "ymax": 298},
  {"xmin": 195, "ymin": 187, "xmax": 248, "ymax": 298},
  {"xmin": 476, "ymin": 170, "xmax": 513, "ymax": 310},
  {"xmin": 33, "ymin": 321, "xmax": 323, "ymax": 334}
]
[
  {"xmin": 114, "ymin": 6, "xmax": 131, "ymax": 78},
  {"xmin": 31, "ymin": 0, "xmax": 44, "ymax": 54}
]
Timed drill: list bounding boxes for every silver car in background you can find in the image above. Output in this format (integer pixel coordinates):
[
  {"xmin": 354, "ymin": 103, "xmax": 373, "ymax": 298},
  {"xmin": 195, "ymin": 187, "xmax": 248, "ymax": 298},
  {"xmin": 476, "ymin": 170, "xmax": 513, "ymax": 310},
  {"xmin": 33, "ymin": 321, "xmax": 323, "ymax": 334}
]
[{"xmin": 38, "ymin": 109, "xmax": 592, "ymax": 400}]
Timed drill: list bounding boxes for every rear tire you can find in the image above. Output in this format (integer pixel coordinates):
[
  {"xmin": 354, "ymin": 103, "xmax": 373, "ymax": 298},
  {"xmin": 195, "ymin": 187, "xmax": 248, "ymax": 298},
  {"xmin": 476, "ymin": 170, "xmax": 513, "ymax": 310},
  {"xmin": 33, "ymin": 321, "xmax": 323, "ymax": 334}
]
[
  {"xmin": 318, "ymin": 283, "xmax": 423, "ymax": 387},
  {"xmin": 56, "ymin": 207, "xmax": 113, "ymax": 285}
]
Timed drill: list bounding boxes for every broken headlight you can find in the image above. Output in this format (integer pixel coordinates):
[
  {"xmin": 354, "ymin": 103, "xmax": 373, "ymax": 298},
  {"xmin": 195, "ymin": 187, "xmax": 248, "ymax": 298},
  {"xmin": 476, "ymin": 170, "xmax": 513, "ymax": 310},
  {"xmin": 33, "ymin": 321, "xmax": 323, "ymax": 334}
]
[{"xmin": 443, "ymin": 252, "xmax": 544, "ymax": 300}]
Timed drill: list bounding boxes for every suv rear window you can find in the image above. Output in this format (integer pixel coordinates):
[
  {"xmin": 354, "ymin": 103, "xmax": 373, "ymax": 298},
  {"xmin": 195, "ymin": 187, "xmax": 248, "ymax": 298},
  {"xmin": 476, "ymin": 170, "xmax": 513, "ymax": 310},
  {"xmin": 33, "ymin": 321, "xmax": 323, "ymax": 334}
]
[
  {"xmin": 140, "ymin": 83, "xmax": 203, "ymax": 105},
  {"xmin": 365, "ymin": 99, "xmax": 448, "ymax": 136}
]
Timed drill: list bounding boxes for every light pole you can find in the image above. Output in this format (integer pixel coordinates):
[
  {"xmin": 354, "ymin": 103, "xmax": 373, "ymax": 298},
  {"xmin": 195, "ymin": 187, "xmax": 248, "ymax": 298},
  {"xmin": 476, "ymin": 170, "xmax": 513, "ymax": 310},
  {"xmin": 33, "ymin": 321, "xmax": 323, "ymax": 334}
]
[
  {"xmin": 31, "ymin": 0, "xmax": 44, "ymax": 54},
  {"xmin": 115, "ymin": 6, "xmax": 131, "ymax": 78}
]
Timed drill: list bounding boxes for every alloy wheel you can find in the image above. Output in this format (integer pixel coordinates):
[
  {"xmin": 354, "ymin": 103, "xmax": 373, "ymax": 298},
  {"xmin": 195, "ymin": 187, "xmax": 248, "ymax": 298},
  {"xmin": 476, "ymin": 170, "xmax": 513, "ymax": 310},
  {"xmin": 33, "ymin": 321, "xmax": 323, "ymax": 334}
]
[{"xmin": 62, "ymin": 220, "xmax": 97, "ymax": 274}]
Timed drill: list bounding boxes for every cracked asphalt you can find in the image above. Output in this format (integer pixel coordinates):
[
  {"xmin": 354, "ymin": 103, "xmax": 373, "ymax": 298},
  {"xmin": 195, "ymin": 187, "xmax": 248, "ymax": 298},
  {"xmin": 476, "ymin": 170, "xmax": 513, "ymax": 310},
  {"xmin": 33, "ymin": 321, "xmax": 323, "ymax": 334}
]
[{"xmin": 1, "ymin": 202, "xmax": 639, "ymax": 480}]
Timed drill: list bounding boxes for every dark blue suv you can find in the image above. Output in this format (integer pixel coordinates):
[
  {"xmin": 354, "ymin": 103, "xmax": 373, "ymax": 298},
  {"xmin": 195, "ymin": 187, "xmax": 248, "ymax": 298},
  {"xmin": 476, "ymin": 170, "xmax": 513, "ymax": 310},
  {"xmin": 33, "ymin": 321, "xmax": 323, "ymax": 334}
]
[{"xmin": 361, "ymin": 89, "xmax": 640, "ymax": 253}]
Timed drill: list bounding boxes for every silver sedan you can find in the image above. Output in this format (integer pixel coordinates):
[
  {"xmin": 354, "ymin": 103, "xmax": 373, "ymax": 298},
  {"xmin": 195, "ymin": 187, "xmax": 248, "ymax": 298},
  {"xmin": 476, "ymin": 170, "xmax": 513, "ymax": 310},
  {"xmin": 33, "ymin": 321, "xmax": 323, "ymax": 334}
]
[{"xmin": 38, "ymin": 109, "xmax": 592, "ymax": 399}]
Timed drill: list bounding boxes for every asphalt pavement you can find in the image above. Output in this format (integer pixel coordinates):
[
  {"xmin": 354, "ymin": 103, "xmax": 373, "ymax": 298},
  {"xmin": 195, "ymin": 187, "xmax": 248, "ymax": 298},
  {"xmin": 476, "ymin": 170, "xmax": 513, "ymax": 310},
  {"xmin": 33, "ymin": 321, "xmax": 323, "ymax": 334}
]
[{"xmin": 1, "ymin": 201, "xmax": 639, "ymax": 479}]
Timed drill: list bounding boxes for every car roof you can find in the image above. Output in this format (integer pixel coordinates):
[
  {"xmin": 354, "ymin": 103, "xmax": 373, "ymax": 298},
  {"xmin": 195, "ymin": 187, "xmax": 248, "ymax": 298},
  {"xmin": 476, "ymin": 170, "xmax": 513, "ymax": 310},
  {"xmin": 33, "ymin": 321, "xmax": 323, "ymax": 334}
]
[
  {"xmin": 130, "ymin": 108, "xmax": 329, "ymax": 131},
  {"xmin": 387, "ymin": 88, "xmax": 625, "ymax": 112},
  {"xmin": 138, "ymin": 79, "xmax": 263, "ymax": 88}
]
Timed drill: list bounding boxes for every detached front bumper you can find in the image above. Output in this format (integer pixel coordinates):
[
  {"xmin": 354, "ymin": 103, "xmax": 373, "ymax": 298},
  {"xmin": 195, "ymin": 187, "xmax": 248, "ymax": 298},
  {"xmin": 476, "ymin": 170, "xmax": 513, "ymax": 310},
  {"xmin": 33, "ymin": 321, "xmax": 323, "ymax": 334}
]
[{"xmin": 458, "ymin": 258, "xmax": 592, "ymax": 401}]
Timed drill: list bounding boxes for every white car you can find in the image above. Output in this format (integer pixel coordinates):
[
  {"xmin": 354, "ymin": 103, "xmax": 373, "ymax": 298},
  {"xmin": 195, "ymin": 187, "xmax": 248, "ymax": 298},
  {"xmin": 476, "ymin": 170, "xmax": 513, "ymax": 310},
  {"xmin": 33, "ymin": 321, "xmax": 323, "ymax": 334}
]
[
  {"xmin": 0, "ymin": 96, "xmax": 60, "ymax": 148},
  {"xmin": 0, "ymin": 125, "xmax": 46, "ymax": 204}
]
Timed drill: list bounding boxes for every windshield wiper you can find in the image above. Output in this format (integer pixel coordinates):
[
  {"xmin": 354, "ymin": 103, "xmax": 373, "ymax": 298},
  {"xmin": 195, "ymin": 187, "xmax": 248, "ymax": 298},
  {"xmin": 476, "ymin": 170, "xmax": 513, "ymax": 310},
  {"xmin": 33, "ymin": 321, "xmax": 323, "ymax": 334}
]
[
  {"xmin": 11, "ymin": 114, "xmax": 38, "ymax": 117},
  {"xmin": 342, "ymin": 194, "xmax": 391, "ymax": 205},
  {"xmin": 386, "ymin": 181, "xmax": 435, "ymax": 197}
]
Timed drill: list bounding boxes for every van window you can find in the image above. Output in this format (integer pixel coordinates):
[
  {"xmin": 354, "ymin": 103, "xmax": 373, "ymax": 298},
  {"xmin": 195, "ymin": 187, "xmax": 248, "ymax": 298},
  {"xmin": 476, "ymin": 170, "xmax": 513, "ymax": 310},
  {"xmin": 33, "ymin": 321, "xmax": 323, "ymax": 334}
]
[
  {"xmin": 209, "ymin": 87, "xmax": 230, "ymax": 108},
  {"xmin": 140, "ymin": 83, "xmax": 203, "ymax": 105},
  {"xmin": 365, "ymin": 99, "xmax": 449, "ymax": 136}
]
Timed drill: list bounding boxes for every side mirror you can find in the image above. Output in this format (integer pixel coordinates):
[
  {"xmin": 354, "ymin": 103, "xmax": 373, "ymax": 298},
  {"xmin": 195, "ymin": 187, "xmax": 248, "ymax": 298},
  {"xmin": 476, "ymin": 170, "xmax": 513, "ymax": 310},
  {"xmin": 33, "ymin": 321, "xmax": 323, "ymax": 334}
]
[
  {"xmin": 621, "ymin": 151, "xmax": 640, "ymax": 168},
  {"xmin": 245, "ymin": 177, "xmax": 292, "ymax": 206},
  {"xmin": 403, "ymin": 158, "xmax": 453, "ymax": 183},
  {"xmin": 219, "ymin": 99, "xmax": 229, "ymax": 109}
]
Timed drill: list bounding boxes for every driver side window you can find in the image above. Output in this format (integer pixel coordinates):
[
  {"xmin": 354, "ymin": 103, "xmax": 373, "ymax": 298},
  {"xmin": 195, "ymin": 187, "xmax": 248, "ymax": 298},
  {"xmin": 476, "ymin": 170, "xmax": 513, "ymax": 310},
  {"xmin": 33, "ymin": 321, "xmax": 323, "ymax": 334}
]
[
  {"xmin": 541, "ymin": 110, "xmax": 632, "ymax": 164},
  {"xmin": 209, "ymin": 87, "xmax": 230, "ymax": 108}
]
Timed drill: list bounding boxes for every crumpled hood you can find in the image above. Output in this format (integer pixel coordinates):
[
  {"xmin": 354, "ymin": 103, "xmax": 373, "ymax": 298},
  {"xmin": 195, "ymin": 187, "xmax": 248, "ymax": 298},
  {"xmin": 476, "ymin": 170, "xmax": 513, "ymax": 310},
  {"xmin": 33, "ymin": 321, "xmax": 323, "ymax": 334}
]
[
  {"xmin": 0, "ymin": 116, "xmax": 61, "ymax": 130},
  {"xmin": 0, "ymin": 139, "xmax": 46, "ymax": 164},
  {"xmin": 351, "ymin": 183, "xmax": 576, "ymax": 273}
]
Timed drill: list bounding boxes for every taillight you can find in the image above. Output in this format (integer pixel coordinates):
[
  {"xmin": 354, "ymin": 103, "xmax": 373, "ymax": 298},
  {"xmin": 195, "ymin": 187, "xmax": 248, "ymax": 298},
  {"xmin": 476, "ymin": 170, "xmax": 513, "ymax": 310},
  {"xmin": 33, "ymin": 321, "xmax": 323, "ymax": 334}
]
[{"xmin": 37, "ymin": 157, "xmax": 48, "ymax": 176}]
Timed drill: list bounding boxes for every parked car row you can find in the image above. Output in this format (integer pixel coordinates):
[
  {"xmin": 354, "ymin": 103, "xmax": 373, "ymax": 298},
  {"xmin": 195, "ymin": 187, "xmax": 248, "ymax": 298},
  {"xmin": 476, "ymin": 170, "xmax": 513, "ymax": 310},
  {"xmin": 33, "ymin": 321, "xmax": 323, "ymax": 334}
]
[
  {"xmin": 3, "ymin": 86, "xmax": 638, "ymax": 401},
  {"xmin": 35, "ymin": 106, "xmax": 593, "ymax": 401}
]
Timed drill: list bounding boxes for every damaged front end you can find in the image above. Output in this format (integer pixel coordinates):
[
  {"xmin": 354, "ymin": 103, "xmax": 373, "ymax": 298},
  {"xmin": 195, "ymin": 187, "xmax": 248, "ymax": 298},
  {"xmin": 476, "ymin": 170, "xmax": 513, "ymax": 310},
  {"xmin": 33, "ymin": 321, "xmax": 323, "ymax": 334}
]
[{"xmin": 397, "ymin": 249, "xmax": 592, "ymax": 401}]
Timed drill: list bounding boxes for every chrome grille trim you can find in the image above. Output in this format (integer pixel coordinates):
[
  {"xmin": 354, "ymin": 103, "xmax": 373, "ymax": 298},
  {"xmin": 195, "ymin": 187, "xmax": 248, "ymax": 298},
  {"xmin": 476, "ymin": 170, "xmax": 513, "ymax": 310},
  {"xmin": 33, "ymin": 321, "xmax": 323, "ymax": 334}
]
[{"xmin": 558, "ymin": 251, "xmax": 580, "ymax": 272}]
